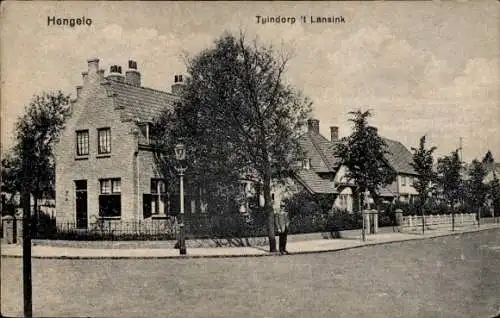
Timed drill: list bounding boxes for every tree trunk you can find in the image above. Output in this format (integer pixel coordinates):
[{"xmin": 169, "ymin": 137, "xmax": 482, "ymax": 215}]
[
  {"xmin": 420, "ymin": 197, "xmax": 425, "ymax": 235},
  {"xmin": 263, "ymin": 177, "xmax": 276, "ymax": 253},
  {"xmin": 477, "ymin": 205, "xmax": 481, "ymax": 228},
  {"xmin": 33, "ymin": 194, "xmax": 38, "ymax": 239},
  {"xmin": 353, "ymin": 189, "xmax": 361, "ymax": 213},
  {"xmin": 373, "ymin": 195, "xmax": 382, "ymax": 234},
  {"xmin": 451, "ymin": 201, "xmax": 455, "ymax": 231}
]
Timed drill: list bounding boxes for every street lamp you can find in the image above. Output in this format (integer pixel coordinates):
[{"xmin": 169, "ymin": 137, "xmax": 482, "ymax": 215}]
[{"xmin": 174, "ymin": 142, "xmax": 187, "ymax": 255}]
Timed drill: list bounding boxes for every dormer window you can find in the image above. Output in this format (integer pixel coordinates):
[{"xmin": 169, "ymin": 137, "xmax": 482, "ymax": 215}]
[{"xmin": 302, "ymin": 158, "xmax": 311, "ymax": 170}]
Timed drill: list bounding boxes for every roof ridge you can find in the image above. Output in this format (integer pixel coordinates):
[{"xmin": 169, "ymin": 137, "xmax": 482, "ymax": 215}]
[
  {"xmin": 291, "ymin": 171, "xmax": 315, "ymax": 194},
  {"xmin": 108, "ymin": 79, "xmax": 178, "ymax": 97},
  {"xmin": 314, "ymin": 132, "xmax": 339, "ymax": 167}
]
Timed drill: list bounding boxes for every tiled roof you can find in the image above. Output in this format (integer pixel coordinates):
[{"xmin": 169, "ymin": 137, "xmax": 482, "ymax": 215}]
[
  {"xmin": 108, "ymin": 80, "xmax": 179, "ymax": 122},
  {"xmin": 296, "ymin": 131, "xmax": 416, "ymax": 193},
  {"xmin": 308, "ymin": 133, "xmax": 342, "ymax": 169},
  {"xmin": 378, "ymin": 186, "xmax": 395, "ymax": 197},
  {"xmin": 298, "ymin": 132, "xmax": 340, "ymax": 173},
  {"xmin": 294, "ymin": 131, "xmax": 340, "ymax": 194},
  {"xmin": 382, "ymin": 138, "xmax": 417, "ymax": 175},
  {"xmin": 294, "ymin": 169, "xmax": 338, "ymax": 194}
]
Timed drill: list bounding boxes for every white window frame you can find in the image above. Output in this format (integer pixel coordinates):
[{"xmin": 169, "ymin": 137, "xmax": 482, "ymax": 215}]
[
  {"xmin": 97, "ymin": 127, "xmax": 111, "ymax": 154},
  {"xmin": 151, "ymin": 179, "xmax": 167, "ymax": 215},
  {"xmin": 76, "ymin": 130, "xmax": 89, "ymax": 156},
  {"xmin": 99, "ymin": 178, "xmax": 121, "ymax": 218}
]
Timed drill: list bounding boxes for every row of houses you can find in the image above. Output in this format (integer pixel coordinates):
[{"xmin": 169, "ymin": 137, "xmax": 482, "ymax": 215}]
[{"xmin": 54, "ymin": 57, "xmax": 420, "ymax": 229}]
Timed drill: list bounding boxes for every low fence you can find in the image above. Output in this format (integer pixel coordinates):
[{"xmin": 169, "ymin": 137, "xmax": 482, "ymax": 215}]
[
  {"xmin": 4, "ymin": 210, "xmax": 395, "ymax": 243},
  {"xmin": 51, "ymin": 218, "xmax": 178, "ymax": 240},
  {"xmin": 31, "ymin": 213, "xmax": 269, "ymax": 241},
  {"xmin": 400, "ymin": 213, "xmax": 478, "ymax": 232}
]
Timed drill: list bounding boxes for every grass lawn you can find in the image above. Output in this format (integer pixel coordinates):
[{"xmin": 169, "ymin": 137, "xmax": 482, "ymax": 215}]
[{"xmin": 2, "ymin": 229, "xmax": 500, "ymax": 318}]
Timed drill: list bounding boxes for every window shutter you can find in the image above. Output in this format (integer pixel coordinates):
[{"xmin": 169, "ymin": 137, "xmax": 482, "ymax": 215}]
[{"xmin": 143, "ymin": 194, "xmax": 152, "ymax": 219}]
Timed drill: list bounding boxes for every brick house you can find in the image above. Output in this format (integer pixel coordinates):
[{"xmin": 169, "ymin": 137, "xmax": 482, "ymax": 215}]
[
  {"xmin": 282, "ymin": 119, "xmax": 418, "ymax": 213},
  {"xmin": 55, "ymin": 58, "xmax": 190, "ymax": 229}
]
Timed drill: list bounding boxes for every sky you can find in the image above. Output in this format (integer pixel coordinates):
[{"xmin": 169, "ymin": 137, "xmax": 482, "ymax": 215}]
[{"xmin": 1, "ymin": 1, "xmax": 499, "ymax": 162}]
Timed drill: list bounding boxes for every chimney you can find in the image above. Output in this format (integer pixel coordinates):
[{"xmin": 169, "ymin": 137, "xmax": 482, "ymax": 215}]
[
  {"xmin": 297, "ymin": 120, "xmax": 308, "ymax": 134},
  {"xmin": 125, "ymin": 60, "xmax": 141, "ymax": 86},
  {"xmin": 87, "ymin": 57, "xmax": 99, "ymax": 74},
  {"xmin": 171, "ymin": 74, "xmax": 185, "ymax": 95},
  {"xmin": 76, "ymin": 85, "xmax": 83, "ymax": 98},
  {"xmin": 106, "ymin": 65, "xmax": 124, "ymax": 82},
  {"xmin": 307, "ymin": 119, "xmax": 320, "ymax": 134},
  {"xmin": 81, "ymin": 71, "xmax": 88, "ymax": 84},
  {"xmin": 368, "ymin": 126, "xmax": 378, "ymax": 135},
  {"xmin": 330, "ymin": 126, "xmax": 339, "ymax": 141}
]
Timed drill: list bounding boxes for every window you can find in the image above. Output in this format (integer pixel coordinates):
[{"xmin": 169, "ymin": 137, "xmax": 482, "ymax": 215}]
[
  {"xmin": 409, "ymin": 176, "xmax": 414, "ymax": 186},
  {"xmin": 200, "ymin": 188, "xmax": 208, "ymax": 214},
  {"xmin": 138, "ymin": 123, "xmax": 152, "ymax": 144},
  {"xmin": 76, "ymin": 130, "xmax": 89, "ymax": 156},
  {"xmin": 98, "ymin": 128, "xmax": 111, "ymax": 154},
  {"xmin": 99, "ymin": 178, "xmax": 121, "ymax": 217},
  {"xmin": 151, "ymin": 179, "xmax": 167, "ymax": 216},
  {"xmin": 339, "ymin": 194, "xmax": 351, "ymax": 211},
  {"xmin": 75, "ymin": 180, "xmax": 87, "ymax": 190},
  {"xmin": 303, "ymin": 158, "xmax": 311, "ymax": 170},
  {"xmin": 401, "ymin": 175, "xmax": 406, "ymax": 186}
]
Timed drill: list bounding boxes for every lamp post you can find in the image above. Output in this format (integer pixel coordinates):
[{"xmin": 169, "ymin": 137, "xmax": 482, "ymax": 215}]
[{"xmin": 174, "ymin": 142, "xmax": 187, "ymax": 255}]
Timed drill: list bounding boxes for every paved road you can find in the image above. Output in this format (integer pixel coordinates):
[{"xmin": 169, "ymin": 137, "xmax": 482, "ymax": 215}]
[{"xmin": 2, "ymin": 228, "xmax": 499, "ymax": 317}]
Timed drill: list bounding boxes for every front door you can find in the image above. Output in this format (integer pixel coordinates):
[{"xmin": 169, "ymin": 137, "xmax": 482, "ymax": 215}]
[{"xmin": 75, "ymin": 180, "xmax": 88, "ymax": 229}]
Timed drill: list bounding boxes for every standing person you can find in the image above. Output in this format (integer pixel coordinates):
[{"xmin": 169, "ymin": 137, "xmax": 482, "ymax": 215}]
[{"xmin": 275, "ymin": 201, "xmax": 290, "ymax": 255}]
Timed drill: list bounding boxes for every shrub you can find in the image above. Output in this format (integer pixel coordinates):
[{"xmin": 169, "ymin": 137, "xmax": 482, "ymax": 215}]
[
  {"xmin": 284, "ymin": 191, "xmax": 322, "ymax": 219},
  {"xmin": 185, "ymin": 213, "xmax": 267, "ymax": 239},
  {"xmin": 33, "ymin": 212, "xmax": 58, "ymax": 239},
  {"xmin": 326, "ymin": 209, "xmax": 363, "ymax": 231},
  {"xmin": 289, "ymin": 212, "xmax": 327, "ymax": 234}
]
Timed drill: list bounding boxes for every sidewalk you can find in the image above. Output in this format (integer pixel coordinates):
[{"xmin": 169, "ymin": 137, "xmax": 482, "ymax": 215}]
[{"xmin": 1, "ymin": 224, "xmax": 499, "ymax": 259}]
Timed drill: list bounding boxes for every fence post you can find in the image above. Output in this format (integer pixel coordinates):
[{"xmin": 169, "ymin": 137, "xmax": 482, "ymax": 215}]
[
  {"xmin": 371, "ymin": 209, "xmax": 378, "ymax": 234},
  {"xmin": 421, "ymin": 208, "xmax": 425, "ymax": 235},
  {"xmin": 363, "ymin": 210, "xmax": 371, "ymax": 236},
  {"xmin": 2, "ymin": 215, "xmax": 15, "ymax": 244},
  {"xmin": 477, "ymin": 207, "xmax": 481, "ymax": 228},
  {"xmin": 395, "ymin": 209, "xmax": 403, "ymax": 233}
]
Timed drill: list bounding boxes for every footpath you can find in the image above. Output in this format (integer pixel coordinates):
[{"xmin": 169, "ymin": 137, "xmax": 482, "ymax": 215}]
[{"xmin": 1, "ymin": 224, "xmax": 499, "ymax": 259}]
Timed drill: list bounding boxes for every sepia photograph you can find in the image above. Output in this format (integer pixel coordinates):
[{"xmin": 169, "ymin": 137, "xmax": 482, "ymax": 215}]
[{"xmin": 1, "ymin": 1, "xmax": 499, "ymax": 317}]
